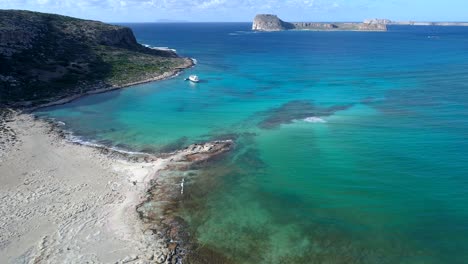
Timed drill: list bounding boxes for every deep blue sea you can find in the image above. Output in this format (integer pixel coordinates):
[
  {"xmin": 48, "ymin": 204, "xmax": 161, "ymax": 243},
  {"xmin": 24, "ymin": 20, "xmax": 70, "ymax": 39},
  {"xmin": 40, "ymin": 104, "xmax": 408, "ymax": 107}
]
[{"xmin": 37, "ymin": 23, "xmax": 468, "ymax": 263}]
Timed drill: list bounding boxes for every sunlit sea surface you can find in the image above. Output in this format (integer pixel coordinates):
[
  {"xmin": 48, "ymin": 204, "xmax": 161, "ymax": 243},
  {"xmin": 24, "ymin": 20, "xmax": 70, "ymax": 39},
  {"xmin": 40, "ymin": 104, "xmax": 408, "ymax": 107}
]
[{"xmin": 37, "ymin": 23, "xmax": 468, "ymax": 263}]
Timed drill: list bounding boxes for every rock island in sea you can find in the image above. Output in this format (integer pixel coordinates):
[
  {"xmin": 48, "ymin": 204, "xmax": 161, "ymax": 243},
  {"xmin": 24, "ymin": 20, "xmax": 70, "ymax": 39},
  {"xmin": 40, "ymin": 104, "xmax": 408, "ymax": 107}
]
[
  {"xmin": 252, "ymin": 14, "xmax": 388, "ymax": 31},
  {"xmin": 251, "ymin": 14, "xmax": 468, "ymax": 32}
]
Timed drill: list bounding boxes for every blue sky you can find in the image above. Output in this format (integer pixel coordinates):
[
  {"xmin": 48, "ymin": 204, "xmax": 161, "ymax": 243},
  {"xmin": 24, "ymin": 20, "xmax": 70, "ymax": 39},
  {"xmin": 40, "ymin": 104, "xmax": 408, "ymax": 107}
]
[{"xmin": 2, "ymin": 0, "xmax": 468, "ymax": 22}]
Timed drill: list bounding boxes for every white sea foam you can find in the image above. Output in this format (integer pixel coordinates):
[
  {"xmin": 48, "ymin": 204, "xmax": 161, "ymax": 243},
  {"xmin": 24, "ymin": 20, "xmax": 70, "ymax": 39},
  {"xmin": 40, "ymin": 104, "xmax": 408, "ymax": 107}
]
[
  {"xmin": 192, "ymin": 58, "xmax": 198, "ymax": 65},
  {"xmin": 141, "ymin": 43, "xmax": 177, "ymax": 52},
  {"xmin": 154, "ymin": 47, "xmax": 177, "ymax": 52},
  {"xmin": 303, "ymin": 117, "xmax": 326, "ymax": 123},
  {"xmin": 65, "ymin": 134, "xmax": 147, "ymax": 156}
]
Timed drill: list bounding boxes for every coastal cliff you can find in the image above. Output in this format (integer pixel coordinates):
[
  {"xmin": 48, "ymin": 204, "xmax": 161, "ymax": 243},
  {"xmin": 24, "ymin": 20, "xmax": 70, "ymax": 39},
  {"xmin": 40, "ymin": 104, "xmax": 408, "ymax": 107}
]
[
  {"xmin": 252, "ymin": 14, "xmax": 387, "ymax": 32},
  {"xmin": 0, "ymin": 10, "xmax": 191, "ymax": 107}
]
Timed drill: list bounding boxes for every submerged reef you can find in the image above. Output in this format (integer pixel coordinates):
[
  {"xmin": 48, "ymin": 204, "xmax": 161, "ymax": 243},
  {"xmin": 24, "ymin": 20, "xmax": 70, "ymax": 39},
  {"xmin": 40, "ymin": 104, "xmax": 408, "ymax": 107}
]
[
  {"xmin": 136, "ymin": 140, "xmax": 234, "ymax": 263},
  {"xmin": 258, "ymin": 100, "xmax": 353, "ymax": 129}
]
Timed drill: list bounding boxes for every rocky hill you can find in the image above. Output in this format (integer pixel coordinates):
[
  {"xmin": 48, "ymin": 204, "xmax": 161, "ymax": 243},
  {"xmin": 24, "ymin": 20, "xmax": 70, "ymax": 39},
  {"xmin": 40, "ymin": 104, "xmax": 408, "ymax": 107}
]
[
  {"xmin": 0, "ymin": 10, "xmax": 191, "ymax": 107},
  {"xmin": 252, "ymin": 14, "xmax": 294, "ymax": 31},
  {"xmin": 252, "ymin": 14, "xmax": 387, "ymax": 32}
]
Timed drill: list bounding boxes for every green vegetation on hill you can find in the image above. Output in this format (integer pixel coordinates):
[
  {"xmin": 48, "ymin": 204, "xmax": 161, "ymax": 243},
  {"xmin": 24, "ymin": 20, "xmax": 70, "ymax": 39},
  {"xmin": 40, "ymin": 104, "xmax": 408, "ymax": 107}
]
[{"xmin": 0, "ymin": 10, "xmax": 189, "ymax": 107}]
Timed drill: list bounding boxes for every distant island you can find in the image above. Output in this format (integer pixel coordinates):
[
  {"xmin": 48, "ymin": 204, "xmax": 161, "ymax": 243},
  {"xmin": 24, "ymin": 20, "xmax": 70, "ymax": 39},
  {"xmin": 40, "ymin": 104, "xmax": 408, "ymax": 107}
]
[
  {"xmin": 252, "ymin": 14, "xmax": 387, "ymax": 32},
  {"xmin": 0, "ymin": 10, "xmax": 193, "ymax": 108},
  {"xmin": 364, "ymin": 18, "xmax": 468, "ymax": 26},
  {"xmin": 252, "ymin": 14, "xmax": 468, "ymax": 32}
]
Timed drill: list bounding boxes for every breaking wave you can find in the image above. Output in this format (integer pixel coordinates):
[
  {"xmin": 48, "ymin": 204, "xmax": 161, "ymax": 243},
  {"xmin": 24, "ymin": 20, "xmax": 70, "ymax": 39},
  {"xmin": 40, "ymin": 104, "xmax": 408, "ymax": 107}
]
[{"xmin": 303, "ymin": 117, "xmax": 326, "ymax": 123}]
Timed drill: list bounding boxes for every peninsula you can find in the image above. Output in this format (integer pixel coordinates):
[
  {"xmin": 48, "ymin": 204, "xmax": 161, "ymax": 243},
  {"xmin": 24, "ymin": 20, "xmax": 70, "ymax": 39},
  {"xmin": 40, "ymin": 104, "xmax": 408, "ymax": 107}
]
[{"xmin": 0, "ymin": 10, "xmax": 193, "ymax": 108}]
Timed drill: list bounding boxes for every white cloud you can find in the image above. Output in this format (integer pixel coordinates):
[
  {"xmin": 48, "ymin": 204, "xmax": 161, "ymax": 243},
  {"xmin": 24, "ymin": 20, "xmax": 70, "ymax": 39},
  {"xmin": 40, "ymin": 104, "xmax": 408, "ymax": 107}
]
[
  {"xmin": 2, "ymin": 0, "xmax": 341, "ymax": 11},
  {"xmin": 198, "ymin": 0, "xmax": 226, "ymax": 9},
  {"xmin": 0, "ymin": 0, "xmax": 348, "ymax": 22}
]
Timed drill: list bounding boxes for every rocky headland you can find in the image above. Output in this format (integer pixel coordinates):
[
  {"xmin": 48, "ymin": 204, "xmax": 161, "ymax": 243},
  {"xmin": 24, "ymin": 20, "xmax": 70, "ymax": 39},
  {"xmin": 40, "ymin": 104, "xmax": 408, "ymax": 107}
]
[
  {"xmin": 252, "ymin": 14, "xmax": 387, "ymax": 32},
  {"xmin": 0, "ymin": 10, "xmax": 193, "ymax": 108}
]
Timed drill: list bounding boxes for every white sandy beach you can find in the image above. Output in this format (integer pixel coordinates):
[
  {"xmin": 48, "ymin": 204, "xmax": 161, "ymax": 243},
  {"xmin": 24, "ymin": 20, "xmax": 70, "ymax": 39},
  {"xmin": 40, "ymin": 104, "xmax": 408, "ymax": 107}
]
[
  {"xmin": 0, "ymin": 112, "xmax": 170, "ymax": 263},
  {"xmin": 0, "ymin": 110, "xmax": 233, "ymax": 264}
]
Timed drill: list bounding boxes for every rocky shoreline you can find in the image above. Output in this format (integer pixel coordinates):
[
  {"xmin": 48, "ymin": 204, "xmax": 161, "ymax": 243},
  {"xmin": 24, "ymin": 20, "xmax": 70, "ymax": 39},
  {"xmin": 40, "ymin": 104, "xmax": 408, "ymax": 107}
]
[
  {"xmin": 136, "ymin": 140, "xmax": 234, "ymax": 264},
  {"xmin": 0, "ymin": 111, "xmax": 233, "ymax": 263},
  {"xmin": 24, "ymin": 57, "xmax": 195, "ymax": 112},
  {"xmin": 0, "ymin": 109, "xmax": 17, "ymax": 162}
]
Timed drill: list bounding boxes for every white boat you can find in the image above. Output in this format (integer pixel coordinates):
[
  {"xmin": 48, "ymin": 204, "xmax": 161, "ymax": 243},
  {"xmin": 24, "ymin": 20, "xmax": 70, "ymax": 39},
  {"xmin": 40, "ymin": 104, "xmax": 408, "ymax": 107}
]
[{"xmin": 187, "ymin": 75, "xmax": 200, "ymax": 83}]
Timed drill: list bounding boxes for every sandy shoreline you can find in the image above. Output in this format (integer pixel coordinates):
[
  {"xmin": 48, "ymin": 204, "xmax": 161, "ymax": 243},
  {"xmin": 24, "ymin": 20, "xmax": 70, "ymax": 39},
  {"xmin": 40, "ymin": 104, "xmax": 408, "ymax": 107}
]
[{"xmin": 0, "ymin": 110, "xmax": 232, "ymax": 263}]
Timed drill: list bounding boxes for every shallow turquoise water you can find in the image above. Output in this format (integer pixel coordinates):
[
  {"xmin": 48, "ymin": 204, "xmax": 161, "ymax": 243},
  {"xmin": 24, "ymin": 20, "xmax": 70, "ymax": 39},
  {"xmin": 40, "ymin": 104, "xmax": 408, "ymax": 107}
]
[{"xmin": 37, "ymin": 24, "xmax": 468, "ymax": 263}]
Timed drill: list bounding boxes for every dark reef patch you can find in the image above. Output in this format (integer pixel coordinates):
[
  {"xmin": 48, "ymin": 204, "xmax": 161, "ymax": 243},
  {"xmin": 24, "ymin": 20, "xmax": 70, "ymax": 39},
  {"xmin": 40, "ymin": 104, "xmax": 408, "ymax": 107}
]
[
  {"xmin": 258, "ymin": 100, "xmax": 354, "ymax": 129},
  {"xmin": 135, "ymin": 140, "xmax": 234, "ymax": 263},
  {"xmin": 234, "ymin": 147, "xmax": 266, "ymax": 170}
]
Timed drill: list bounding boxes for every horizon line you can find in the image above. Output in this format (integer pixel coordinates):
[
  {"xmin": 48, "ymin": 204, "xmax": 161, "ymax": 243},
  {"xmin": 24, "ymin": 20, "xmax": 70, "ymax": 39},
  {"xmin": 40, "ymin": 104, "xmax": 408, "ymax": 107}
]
[{"xmin": 2, "ymin": 9, "xmax": 468, "ymax": 24}]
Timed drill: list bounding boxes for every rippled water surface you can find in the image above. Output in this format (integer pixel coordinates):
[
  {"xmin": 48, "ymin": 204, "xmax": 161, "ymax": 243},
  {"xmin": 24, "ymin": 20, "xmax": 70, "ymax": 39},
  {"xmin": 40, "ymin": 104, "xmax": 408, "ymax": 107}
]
[{"xmin": 37, "ymin": 23, "xmax": 468, "ymax": 263}]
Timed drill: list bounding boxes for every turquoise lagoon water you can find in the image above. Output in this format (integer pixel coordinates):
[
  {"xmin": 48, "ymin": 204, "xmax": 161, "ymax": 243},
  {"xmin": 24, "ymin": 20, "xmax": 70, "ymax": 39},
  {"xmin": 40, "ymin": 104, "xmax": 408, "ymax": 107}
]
[{"xmin": 37, "ymin": 24, "xmax": 468, "ymax": 263}]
